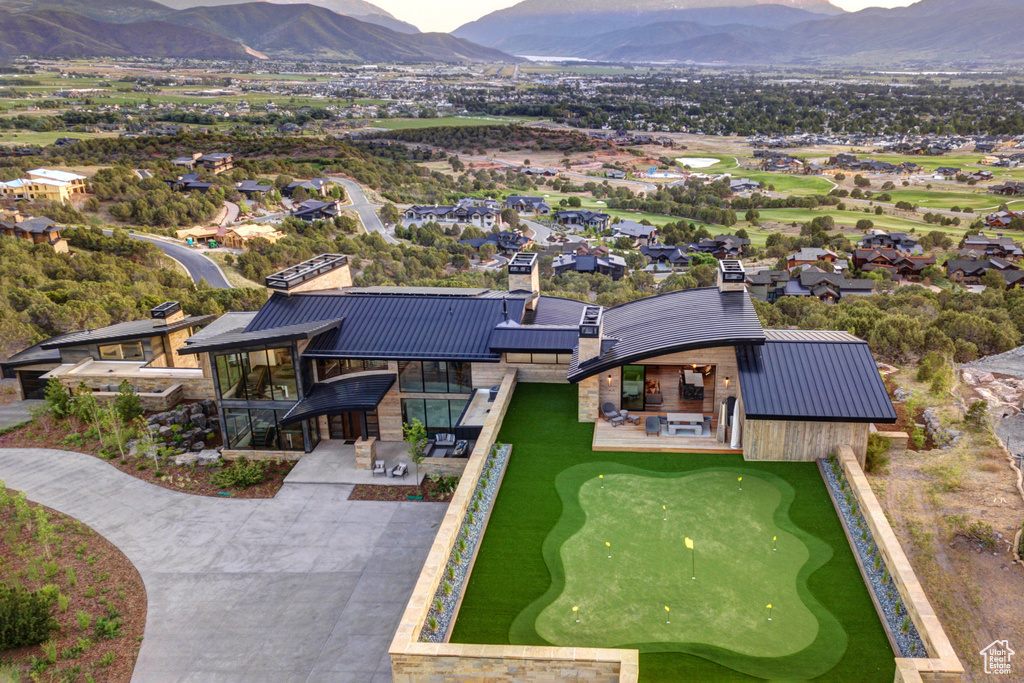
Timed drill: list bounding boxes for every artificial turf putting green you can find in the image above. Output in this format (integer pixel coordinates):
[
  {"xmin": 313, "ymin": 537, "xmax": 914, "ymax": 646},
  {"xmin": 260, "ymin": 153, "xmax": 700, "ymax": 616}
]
[{"xmin": 451, "ymin": 384, "xmax": 895, "ymax": 682}]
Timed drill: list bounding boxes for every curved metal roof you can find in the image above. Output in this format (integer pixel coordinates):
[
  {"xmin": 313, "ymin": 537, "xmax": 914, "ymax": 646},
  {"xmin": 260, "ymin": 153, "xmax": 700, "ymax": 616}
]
[
  {"xmin": 566, "ymin": 288, "xmax": 765, "ymax": 382},
  {"xmin": 279, "ymin": 374, "xmax": 396, "ymax": 426}
]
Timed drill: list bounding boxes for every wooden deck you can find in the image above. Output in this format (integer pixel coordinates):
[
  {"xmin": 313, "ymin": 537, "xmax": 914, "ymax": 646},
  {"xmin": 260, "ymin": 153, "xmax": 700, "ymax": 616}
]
[{"xmin": 592, "ymin": 413, "xmax": 740, "ymax": 454}]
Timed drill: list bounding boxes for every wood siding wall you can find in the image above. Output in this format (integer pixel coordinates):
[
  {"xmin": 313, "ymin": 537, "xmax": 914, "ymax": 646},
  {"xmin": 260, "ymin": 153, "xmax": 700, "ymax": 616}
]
[{"xmin": 743, "ymin": 419, "xmax": 869, "ymax": 463}]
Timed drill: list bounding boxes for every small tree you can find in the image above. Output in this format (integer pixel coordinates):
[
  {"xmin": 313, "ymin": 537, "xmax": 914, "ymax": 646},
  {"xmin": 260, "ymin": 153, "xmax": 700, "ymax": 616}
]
[
  {"xmin": 44, "ymin": 378, "xmax": 73, "ymax": 419},
  {"xmin": 113, "ymin": 380, "xmax": 143, "ymax": 423},
  {"xmin": 964, "ymin": 400, "xmax": 988, "ymax": 430},
  {"xmin": 71, "ymin": 384, "xmax": 103, "ymax": 445},
  {"xmin": 403, "ymin": 418, "xmax": 428, "ymax": 487},
  {"xmin": 478, "ymin": 242, "xmax": 498, "ymax": 261}
]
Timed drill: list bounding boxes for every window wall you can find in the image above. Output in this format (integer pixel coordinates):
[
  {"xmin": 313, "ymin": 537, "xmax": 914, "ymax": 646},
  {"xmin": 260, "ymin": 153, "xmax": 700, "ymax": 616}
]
[
  {"xmin": 214, "ymin": 346, "xmax": 298, "ymax": 402},
  {"xmin": 316, "ymin": 358, "xmax": 388, "ymax": 381},
  {"xmin": 505, "ymin": 352, "xmax": 573, "ymax": 364},
  {"xmin": 222, "ymin": 408, "xmax": 306, "ymax": 452},
  {"xmin": 401, "ymin": 398, "xmax": 468, "ymax": 435},
  {"xmin": 398, "ymin": 361, "xmax": 472, "ymax": 394},
  {"xmin": 98, "ymin": 341, "xmax": 145, "ymax": 361}
]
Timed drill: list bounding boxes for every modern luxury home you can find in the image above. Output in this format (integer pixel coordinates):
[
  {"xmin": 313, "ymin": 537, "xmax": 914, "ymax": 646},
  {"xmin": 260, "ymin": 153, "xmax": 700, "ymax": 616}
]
[{"xmin": 2, "ymin": 253, "xmax": 896, "ymax": 465}]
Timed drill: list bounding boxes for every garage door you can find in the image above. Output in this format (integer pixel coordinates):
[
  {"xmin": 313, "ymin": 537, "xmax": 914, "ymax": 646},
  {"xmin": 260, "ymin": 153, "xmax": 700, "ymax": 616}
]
[{"xmin": 18, "ymin": 371, "xmax": 50, "ymax": 400}]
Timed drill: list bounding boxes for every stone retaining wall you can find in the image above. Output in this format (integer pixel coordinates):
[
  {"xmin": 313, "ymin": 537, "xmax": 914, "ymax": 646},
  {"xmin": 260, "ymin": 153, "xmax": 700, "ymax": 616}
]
[
  {"xmin": 221, "ymin": 449, "xmax": 302, "ymax": 462},
  {"xmin": 419, "ymin": 457, "xmax": 468, "ymax": 477},
  {"xmin": 92, "ymin": 383, "xmax": 184, "ymax": 412},
  {"xmin": 389, "ymin": 373, "xmax": 639, "ymax": 682},
  {"xmin": 834, "ymin": 445, "xmax": 963, "ymax": 682}
]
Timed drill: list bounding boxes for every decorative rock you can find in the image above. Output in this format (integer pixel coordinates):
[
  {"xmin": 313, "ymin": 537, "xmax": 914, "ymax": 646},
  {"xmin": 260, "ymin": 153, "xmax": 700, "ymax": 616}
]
[
  {"xmin": 196, "ymin": 449, "xmax": 221, "ymax": 465},
  {"xmin": 190, "ymin": 441, "xmax": 205, "ymax": 452},
  {"xmin": 174, "ymin": 453, "xmax": 199, "ymax": 466},
  {"xmin": 192, "ymin": 414, "xmax": 208, "ymax": 430},
  {"xmin": 893, "ymin": 387, "xmax": 912, "ymax": 402},
  {"xmin": 158, "ymin": 425, "xmax": 173, "ymax": 439},
  {"xmin": 201, "ymin": 399, "xmax": 217, "ymax": 415}
]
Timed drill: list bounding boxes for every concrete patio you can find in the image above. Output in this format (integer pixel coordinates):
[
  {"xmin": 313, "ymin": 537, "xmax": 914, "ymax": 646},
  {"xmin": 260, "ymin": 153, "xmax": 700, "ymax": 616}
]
[
  {"xmin": 0, "ymin": 448, "xmax": 446, "ymax": 682},
  {"xmin": 285, "ymin": 440, "xmax": 426, "ymax": 486}
]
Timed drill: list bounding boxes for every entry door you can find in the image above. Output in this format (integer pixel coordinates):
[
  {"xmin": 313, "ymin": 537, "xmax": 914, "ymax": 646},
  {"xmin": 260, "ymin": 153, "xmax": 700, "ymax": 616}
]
[{"xmin": 328, "ymin": 412, "xmax": 363, "ymax": 441}]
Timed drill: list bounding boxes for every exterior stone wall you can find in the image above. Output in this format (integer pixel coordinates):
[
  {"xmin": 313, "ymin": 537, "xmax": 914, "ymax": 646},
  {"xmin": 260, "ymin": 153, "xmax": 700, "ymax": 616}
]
[
  {"xmin": 92, "ymin": 384, "xmax": 183, "ymax": 412},
  {"xmin": 355, "ymin": 436, "xmax": 377, "ymax": 469},
  {"xmin": 835, "ymin": 445, "xmax": 963, "ymax": 682},
  {"xmin": 419, "ymin": 457, "xmax": 468, "ymax": 477},
  {"xmin": 58, "ymin": 373, "xmax": 214, "ymax": 403},
  {"xmin": 578, "ymin": 376, "xmax": 600, "ymax": 422},
  {"xmin": 221, "ymin": 448, "xmax": 302, "ymax": 461},
  {"xmin": 289, "ymin": 262, "xmax": 352, "ymax": 293}
]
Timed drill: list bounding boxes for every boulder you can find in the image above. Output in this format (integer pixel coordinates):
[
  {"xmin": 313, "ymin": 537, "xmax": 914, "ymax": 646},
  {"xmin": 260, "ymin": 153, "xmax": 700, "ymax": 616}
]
[
  {"xmin": 196, "ymin": 449, "xmax": 222, "ymax": 465},
  {"xmin": 190, "ymin": 441, "xmax": 205, "ymax": 452},
  {"xmin": 201, "ymin": 399, "xmax": 217, "ymax": 416},
  {"xmin": 192, "ymin": 414, "xmax": 208, "ymax": 430},
  {"xmin": 893, "ymin": 387, "xmax": 912, "ymax": 402},
  {"xmin": 158, "ymin": 425, "xmax": 173, "ymax": 440},
  {"xmin": 174, "ymin": 453, "xmax": 199, "ymax": 466}
]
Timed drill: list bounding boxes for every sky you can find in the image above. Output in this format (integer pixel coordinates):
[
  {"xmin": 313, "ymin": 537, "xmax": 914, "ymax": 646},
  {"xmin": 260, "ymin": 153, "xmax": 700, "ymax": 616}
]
[{"xmin": 371, "ymin": 0, "xmax": 917, "ymax": 33}]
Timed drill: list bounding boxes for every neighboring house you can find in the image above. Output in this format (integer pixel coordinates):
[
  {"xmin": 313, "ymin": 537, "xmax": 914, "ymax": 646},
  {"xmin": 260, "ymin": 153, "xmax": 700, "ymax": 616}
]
[
  {"xmin": 787, "ymin": 248, "xmax": 838, "ymax": 270},
  {"xmin": 961, "ymin": 234, "xmax": 1024, "ymax": 260},
  {"xmin": 235, "ymin": 180, "xmax": 273, "ymax": 199},
  {"xmin": 934, "ymin": 167, "xmax": 961, "ymax": 179},
  {"xmin": 172, "ymin": 152, "xmax": 234, "ymax": 174},
  {"xmin": 784, "ymin": 268, "xmax": 875, "ymax": 302},
  {"xmin": 282, "ymin": 178, "xmax": 333, "ymax": 198},
  {"xmin": 760, "ymin": 155, "xmax": 804, "ymax": 173},
  {"xmin": 985, "ymin": 211, "xmax": 1023, "ymax": 229},
  {"xmin": 221, "ymin": 224, "xmax": 285, "ymax": 249},
  {"xmin": 729, "ymin": 178, "xmax": 761, "ymax": 192},
  {"xmin": 640, "ymin": 244, "xmax": 691, "ymax": 268},
  {"xmin": 0, "ymin": 168, "xmax": 88, "ymax": 203},
  {"xmin": 688, "ymin": 235, "xmax": 750, "ymax": 259},
  {"xmin": 26, "ymin": 169, "xmax": 87, "ymax": 194},
  {"xmin": 552, "ymin": 253, "xmax": 627, "ymax": 280},
  {"xmin": 554, "ymin": 209, "xmax": 611, "ymax": 231},
  {"xmin": 852, "ymin": 249, "xmax": 936, "ymax": 281},
  {"xmin": 503, "ymin": 195, "xmax": 550, "ymax": 215},
  {"xmin": 0, "ymin": 301, "xmax": 214, "ymax": 403},
  {"xmin": 745, "ymin": 269, "xmax": 790, "ymax": 303},
  {"xmin": 404, "ymin": 199, "xmax": 500, "ymax": 230},
  {"xmin": 0, "ymin": 215, "xmax": 68, "ymax": 252},
  {"xmin": 166, "ymin": 174, "xmax": 214, "ymax": 194},
  {"xmin": 460, "ymin": 230, "xmax": 533, "ymax": 255},
  {"xmin": 605, "ymin": 170, "xmax": 626, "ymax": 180},
  {"xmin": 293, "ymin": 199, "xmax": 341, "ymax": 222},
  {"xmin": 518, "ymin": 167, "xmax": 557, "ymax": 176},
  {"xmin": 858, "ymin": 231, "xmax": 920, "ymax": 254},
  {"xmin": 990, "ymin": 181, "xmax": 1024, "ymax": 196},
  {"xmin": 612, "ymin": 220, "xmax": 658, "ymax": 247},
  {"xmin": 945, "ymin": 258, "xmax": 1022, "ymax": 285}
]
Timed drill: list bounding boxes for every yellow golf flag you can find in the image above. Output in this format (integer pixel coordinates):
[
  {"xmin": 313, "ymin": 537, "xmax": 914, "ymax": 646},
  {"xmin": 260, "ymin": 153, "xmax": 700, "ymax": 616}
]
[
  {"xmin": 662, "ymin": 505, "xmax": 666, "ymax": 510},
  {"xmin": 685, "ymin": 537, "xmax": 693, "ymax": 549},
  {"xmin": 766, "ymin": 604, "xmax": 772, "ymax": 609},
  {"xmin": 599, "ymin": 474, "xmax": 604, "ymax": 479},
  {"xmin": 738, "ymin": 477, "xmax": 742, "ymax": 482},
  {"xmin": 773, "ymin": 536, "xmax": 777, "ymax": 541},
  {"xmin": 572, "ymin": 606, "xmax": 578, "ymax": 612},
  {"xmin": 664, "ymin": 606, "xmax": 670, "ymax": 612},
  {"xmin": 605, "ymin": 541, "xmax": 611, "ymax": 547}
]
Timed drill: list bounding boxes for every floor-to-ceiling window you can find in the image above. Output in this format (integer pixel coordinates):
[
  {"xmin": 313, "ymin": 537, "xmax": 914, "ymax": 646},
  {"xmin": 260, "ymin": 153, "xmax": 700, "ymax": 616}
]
[
  {"xmin": 621, "ymin": 365, "xmax": 646, "ymax": 412},
  {"xmin": 401, "ymin": 398, "xmax": 468, "ymax": 436},
  {"xmin": 397, "ymin": 361, "xmax": 472, "ymax": 394}
]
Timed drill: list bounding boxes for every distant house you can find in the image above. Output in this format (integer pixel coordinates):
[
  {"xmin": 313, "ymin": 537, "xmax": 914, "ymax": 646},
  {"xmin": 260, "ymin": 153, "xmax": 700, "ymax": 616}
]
[
  {"xmin": 852, "ymin": 249, "xmax": 936, "ymax": 281},
  {"xmin": 0, "ymin": 169, "xmax": 88, "ymax": 203},
  {"xmin": 519, "ymin": 167, "xmax": 557, "ymax": 177},
  {"xmin": 282, "ymin": 178, "xmax": 333, "ymax": 198},
  {"xmin": 945, "ymin": 257, "xmax": 1022, "ymax": 286},
  {"xmin": 221, "ymin": 224, "xmax": 285, "ymax": 250},
  {"xmin": 404, "ymin": 199, "xmax": 501, "ymax": 230},
  {"xmin": 639, "ymin": 244, "xmax": 691, "ymax": 268},
  {"xmin": 688, "ymin": 235, "xmax": 750, "ymax": 259},
  {"xmin": 611, "ymin": 220, "xmax": 658, "ymax": 247},
  {"xmin": 173, "ymin": 152, "xmax": 233, "ymax": 174},
  {"xmin": 729, "ymin": 178, "xmax": 761, "ymax": 192},
  {"xmin": 460, "ymin": 230, "xmax": 533, "ymax": 255},
  {"xmin": 787, "ymin": 248, "xmax": 838, "ymax": 269},
  {"xmin": 0, "ymin": 215, "xmax": 68, "ymax": 253},
  {"xmin": 784, "ymin": 268, "xmax": 875, "ymax": 303},
  {"xmin": 235, "ymin": 180, "xmax": 273, "ymax": 199},
  {"xmin": 745, "ymin": 269, "xmax": 790, "ymax": 303},
  {"xmin": 166, "ymin": 174, "xmax": 214, "ymax": 194},
  {"xmin": 605, "ymin": 170, "xmax": 626, "ymax": 180},
  {"xmin": 990, "ymin": 181, "xmax": 1024, "ymax": 196},
  {"xmin": 552, "ymin": 253, "xmax": 626, "ymax": 280},
  {"xmin": 934, "ymin": 167, "xmax": 961, "ymax": 180},
  {"xmin": 503, "ymin": 195, "xmax": 550, "ymax": 215},
  {"xmin": 293, "ymin": 199, "xmax": 341, "ymax": 222},
  {"xmin": 985, "ymin": 211, "xmax": 1024, "ymax": 229},
  {"xmin": 554, "ymin": 209, "xmax": 610, "ymax": 231},
  {"xmin": 858, "ymin": 231, "xmax": 920, "ymax": 254},
  {"xmin": 960, "ymin": 233, "xmax": 1023, "ymax": 260}
]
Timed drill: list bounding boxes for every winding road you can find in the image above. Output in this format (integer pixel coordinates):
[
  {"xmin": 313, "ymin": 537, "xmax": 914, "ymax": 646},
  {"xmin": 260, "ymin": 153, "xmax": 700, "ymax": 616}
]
[
  {"xmin": 330, "ymin": 177, "xmax": 398, "ymax": 244},
  {"xmin": 107, "ymin": 231, "xmax": 233, "ymax": 289}
]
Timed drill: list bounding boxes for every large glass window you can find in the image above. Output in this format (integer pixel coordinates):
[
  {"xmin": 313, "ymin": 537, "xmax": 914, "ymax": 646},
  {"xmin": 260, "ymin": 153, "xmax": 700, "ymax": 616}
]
[
  {"xmin": 221, "ymin": 407, "xmax": 304, "ymax": 451},
  {"xmin": 316, "ymin": 358, "xmax": 388, "ymax": 381},
  {"xmin": 268, "ymin": 347, "xmax": 297, "ymax": 401},
  {"xmin": 398, "ymin": 361, "xmax": 472, "ymax": 394},
  {"xmin": 223, "ymin": 408, "xmax": 252, "ymax": 449},
  {"xmin": 98, "ymin": 342, "xmax": 145, "ymax": 361},
  {"xmin": 215, "ymin": 347, "xmax": 297, "ymax": 402},
  {"xmin": 278, "ymin": 415, "xmax": 304, "ymax": 451},
  {"xmin": 401, "ymin": 398, "xmax": 468, "ymax": 435},
  {"xmin": 621, "ymin": 365, "xmax": 646, "ymax": 412},
  {"xmin": 215, "ymin": 352, "xmax": 249, "ymax": 399}
]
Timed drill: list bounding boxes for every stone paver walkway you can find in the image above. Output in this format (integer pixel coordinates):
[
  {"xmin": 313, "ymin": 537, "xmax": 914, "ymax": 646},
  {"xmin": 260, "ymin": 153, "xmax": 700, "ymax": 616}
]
[
  {"xmin": 0, "ymin": 399, "xmax": 43, "ymax": 431},
  {"xmin": 0, "ymin": 449, "xmax": 446, "ymax": 682}
]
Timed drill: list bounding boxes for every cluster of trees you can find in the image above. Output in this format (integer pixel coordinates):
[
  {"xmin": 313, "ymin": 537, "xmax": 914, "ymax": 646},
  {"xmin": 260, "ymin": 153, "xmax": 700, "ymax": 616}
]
[
  {"xmin": 0, "ymin": 229, "xmax": 265, "ymax": 362},
  {"xmin": 362, "ymin": 125, "xmax": 599, "ymax": 156},
  {"xmin": 606, "ymin": 179, "xmax": 739, "ymax": 227},
  {"xmin": 91, "ymin": 167, "xmax": 224, "ymax": 227}
]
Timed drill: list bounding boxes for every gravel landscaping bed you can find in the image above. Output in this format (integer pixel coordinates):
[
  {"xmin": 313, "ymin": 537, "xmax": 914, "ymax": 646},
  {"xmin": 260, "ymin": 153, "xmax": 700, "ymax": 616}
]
[
  {"xmin": 821, "ymin": 457, "xmax": 926, "ymax": 658},
  {"xmin": 422, "ymin": 443, "xmax": 511, "ymax": 642}
]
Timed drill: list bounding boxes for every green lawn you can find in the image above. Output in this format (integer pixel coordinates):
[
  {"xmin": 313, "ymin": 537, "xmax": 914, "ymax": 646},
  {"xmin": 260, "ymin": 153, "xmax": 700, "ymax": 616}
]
[
  {"xmin": 757, "ymin": 208, "xmax": 927, "ymax": 232},
  {"xmin": 740, "ymin": 170, "xmax": 837, "ymax": 195},
  {"xmin": 369, "ymin": 115, "xmax": 542, "ymax": 130},
  {"xmin": 885, "ymin": 189, "xmax": 1015, "ymax": 212},
  {"xmin": 452, "ymin": 384, "xmax": 894, "ymax": 682}
]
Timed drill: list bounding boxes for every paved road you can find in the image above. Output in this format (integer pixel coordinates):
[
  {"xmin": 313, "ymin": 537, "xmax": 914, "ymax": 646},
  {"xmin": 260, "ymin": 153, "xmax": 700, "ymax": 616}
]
[
  {"xmin": 0, "ymin": 448, "xmax": 446, "ymax": 682},
  {"xmin": 113, "ymin": 231, "xmax": 232, "ymax": 289},
  {"xmin": 521, "ymin": 218, "xmax": 555, "ymax": 246},
  {"xmin": 331, "ymin": 177, "xmax": 398, "ymax": 244},
  {"xmin": 221, "ymin": 200, "xmax": 240, "ymax": 227}
]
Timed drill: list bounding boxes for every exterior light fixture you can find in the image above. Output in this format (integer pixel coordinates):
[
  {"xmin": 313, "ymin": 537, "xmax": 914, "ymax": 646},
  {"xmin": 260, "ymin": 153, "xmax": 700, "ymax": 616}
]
[{"xmin": 724, "ymin": 376, "xmax": 731, "ymax": 389}]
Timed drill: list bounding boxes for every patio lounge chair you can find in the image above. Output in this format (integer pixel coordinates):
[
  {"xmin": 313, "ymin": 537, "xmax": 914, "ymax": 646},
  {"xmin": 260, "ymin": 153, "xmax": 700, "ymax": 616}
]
[
  {"xmin": 601, "ymin": 403, "xmax": 620, "ymax": 421},
  {"xmin": 372, "ymin": 459, "xmax": 386, "ymax": 477},
  {"xmin": 435, "ymin": 433, "xmax": 456, "ymax": 448},
  {"xmin": 391, "ymin": 462, "xmax": 408, "ymax": 478},
  {"xmin": 620, "ymin": 410, "xmax": 641, "ymax": 425},
  {"xmin": 645, "ymin": 416, "xmax": 661, "ymax": 437}
]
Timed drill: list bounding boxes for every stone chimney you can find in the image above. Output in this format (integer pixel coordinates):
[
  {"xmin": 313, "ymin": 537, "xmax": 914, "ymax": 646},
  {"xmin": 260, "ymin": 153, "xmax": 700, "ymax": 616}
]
[
  {"xmin": 151, "ymin": 301, "xmax": 183, "ymax": 327},
  {"xmin": 265, "ymin": 254, "xmax": 352, "ymax": 295},
  {"xmin": 576, "ymin": 305, "xmax": 605, "ymax": 422},
  {"xmin": 718, "ymin": 259, "xmax": 746, "ymax": 293},
  {"xmin": 507, "ymin": 252, "xmax": 540, "ymax": 311}
]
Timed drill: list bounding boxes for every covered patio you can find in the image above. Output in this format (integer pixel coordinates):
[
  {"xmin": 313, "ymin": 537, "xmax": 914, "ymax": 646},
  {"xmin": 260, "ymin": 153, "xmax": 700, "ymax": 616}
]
[{"xmin": 592, "ymin": 411, "xmax": 737, "ymax": 453}]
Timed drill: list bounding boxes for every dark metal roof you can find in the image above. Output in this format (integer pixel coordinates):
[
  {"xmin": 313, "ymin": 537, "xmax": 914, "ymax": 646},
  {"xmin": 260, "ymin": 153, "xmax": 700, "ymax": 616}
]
[
  {"xmin": 567, "ymin": 288, "xmax": 765, "ymax": 382},
  {"xmin": 254, "ymin": 292, "xmax": 526, "ymax": 361},
  {"xmin": 179, "ymin": 317, "xmax": 345, "ymax": 355},
  {"xmin": 522, "ymin": 296, "xmax": 588, "ymax": 326},
  {"xmin": 279, "ymin": 374, "xmax": 395, "ymax": 425},
  {"xmin": 489, "ymin": 326, "xmax": 578, "ymax": 352},
  {"xmin": 1, "ymin": 335, "xmax": 69, "ymax": 369},
  {"xmin": 40, "ymin": 315, "xmax": 216, "ymax": 350},
  {"xmin": 736, "ymin": 334, "xmax": 897, "ymax": 423}
]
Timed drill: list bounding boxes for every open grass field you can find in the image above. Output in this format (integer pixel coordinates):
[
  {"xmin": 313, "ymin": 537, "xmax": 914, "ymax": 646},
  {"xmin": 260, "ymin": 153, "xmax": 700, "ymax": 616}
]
[
  {"xmin": 740, "ymin": 170, "xmax": 836, "ymax": 195},
  {"xmin": 756, "ymin": 207, "xmax": 927, "ymax": 232},
  {"xmin": 369, "ymin": 115, "xmax": 542, "ymax": 130},
  {"xmin": 885, "ymin": 189, "xmax": 1016, "ymax": 212},
  {"xmin": 452, "ymin": 384, "xmax": 894, "ymax": 682}
]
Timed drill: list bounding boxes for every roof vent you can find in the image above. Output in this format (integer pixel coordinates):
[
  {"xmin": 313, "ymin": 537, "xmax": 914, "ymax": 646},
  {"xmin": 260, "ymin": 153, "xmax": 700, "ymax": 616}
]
[{"xmin": 718, "ymin": 259, "xmax": 746, "ymax": 293}]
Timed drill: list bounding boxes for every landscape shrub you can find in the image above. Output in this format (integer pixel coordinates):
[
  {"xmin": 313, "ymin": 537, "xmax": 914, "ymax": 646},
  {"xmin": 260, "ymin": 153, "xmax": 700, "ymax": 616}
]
[
  {"xmin": 113, "ymin": 380, "xmax": 143, "ymax": 423},
  {"xmin": 210, "ymin": 458, "xmax": 266, "ymax": 489},
  {"xmin": 864, "ymin": 433, "xmax": 892, "ymax": 473},
  {"xmin": 44, "ymin": 378, "xmax": 73, "ymax": 419},
  {"xmin": 0, "ymin": 584, "xmax": 59, "ymax": 650},
  {"xmin": 964, "ymin": 400, "xmax": 988, "ymax": 430}
]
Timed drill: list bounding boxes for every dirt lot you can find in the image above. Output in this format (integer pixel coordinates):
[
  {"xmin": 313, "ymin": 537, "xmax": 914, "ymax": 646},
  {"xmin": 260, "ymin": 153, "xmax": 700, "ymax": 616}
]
[{"xmin": 871, "ymin": 369, "xmax": 1024, "ymax": 680}]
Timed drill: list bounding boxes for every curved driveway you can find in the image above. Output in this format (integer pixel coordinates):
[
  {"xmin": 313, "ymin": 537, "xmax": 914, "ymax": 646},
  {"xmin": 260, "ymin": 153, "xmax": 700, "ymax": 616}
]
[
  {"xmin": 118, "ymin": 232, "xmax": 232, "ymax": 289},
  {"xmin": 0, "ymin": 448, "xmax": 444, "ymax": 682},
  {"xmin": 330, "ymin": 177, "xmax": 398, "ymax": 244}
]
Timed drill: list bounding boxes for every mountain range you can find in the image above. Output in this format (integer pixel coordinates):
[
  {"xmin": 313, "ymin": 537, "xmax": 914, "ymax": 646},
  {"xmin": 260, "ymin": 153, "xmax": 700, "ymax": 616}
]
[
  {"xmin": 0, "ymin": 0, "xmax": 511, "ymax": 61},
  {"xmin": 456, "ymin": 0, "xmax": 1023, "ymax": 65}
]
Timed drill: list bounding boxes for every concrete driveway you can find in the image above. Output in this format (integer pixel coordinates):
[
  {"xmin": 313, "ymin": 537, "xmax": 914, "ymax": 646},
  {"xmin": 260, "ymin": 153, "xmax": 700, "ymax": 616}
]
[
  {"xmin": 0, "ymin": 448, "xmax": 445, "ymax": 682},
  {"xmin": 104, "ymin": 230, "xmax": 233, "ymax": 289},
  {"xmin": 330, "ymin": 178, "xmax": 398, "ymax": 244}
]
